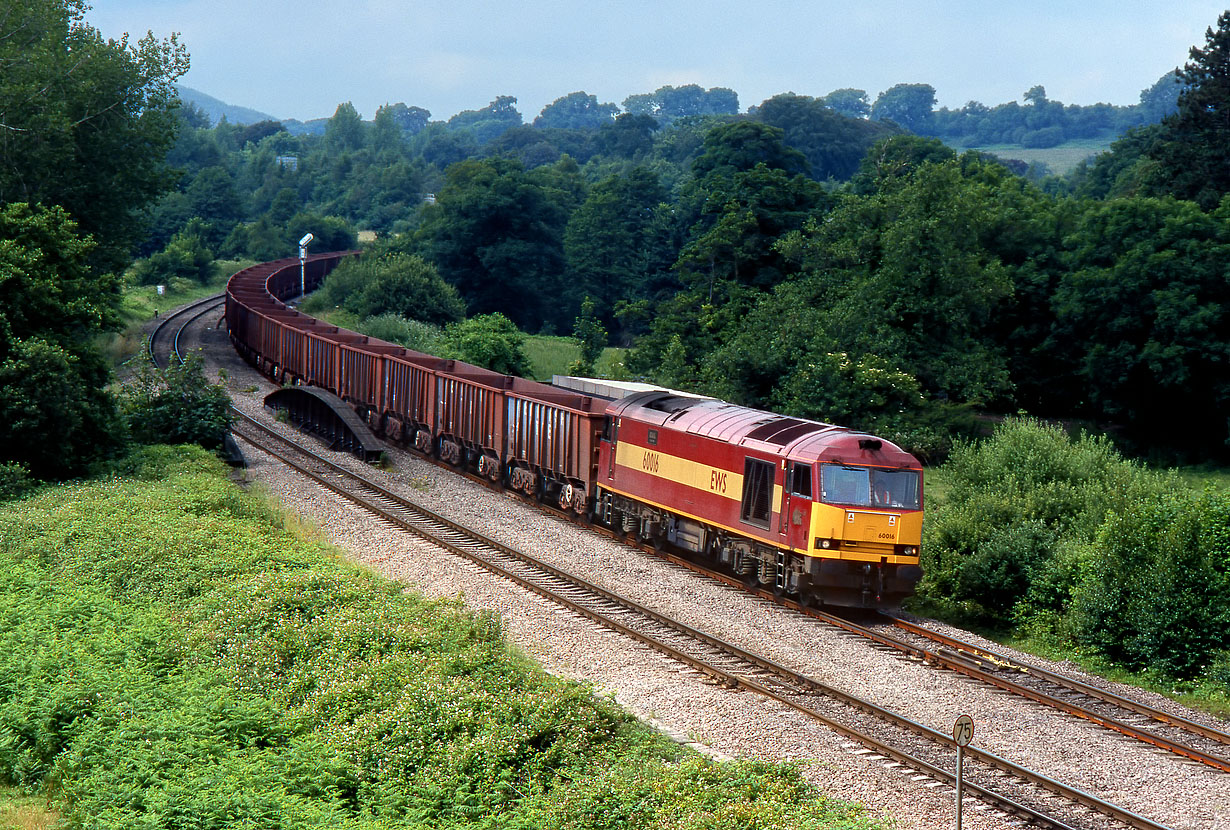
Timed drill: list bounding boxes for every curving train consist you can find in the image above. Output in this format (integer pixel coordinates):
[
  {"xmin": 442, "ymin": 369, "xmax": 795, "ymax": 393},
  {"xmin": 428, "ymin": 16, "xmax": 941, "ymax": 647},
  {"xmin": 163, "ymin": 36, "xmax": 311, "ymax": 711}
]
[{"xmin": 226, "ymin": 252, "xmax": 924, "ymax": 608}]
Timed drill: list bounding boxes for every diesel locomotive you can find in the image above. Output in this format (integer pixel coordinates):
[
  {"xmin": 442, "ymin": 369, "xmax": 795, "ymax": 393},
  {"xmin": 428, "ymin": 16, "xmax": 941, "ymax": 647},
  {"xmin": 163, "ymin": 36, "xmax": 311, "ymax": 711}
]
[{"xmin": 226, "ymin": 252, "xmax": 924, "ymax": 608}]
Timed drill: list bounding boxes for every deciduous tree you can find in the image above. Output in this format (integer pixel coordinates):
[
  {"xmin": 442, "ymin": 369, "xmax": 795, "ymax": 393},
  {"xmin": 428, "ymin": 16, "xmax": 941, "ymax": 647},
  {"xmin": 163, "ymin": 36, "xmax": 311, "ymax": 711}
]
[
  {"xmin": 0, "ymin": 0, "xmax": 189, "ymax": 271},
  {"xmin": 534, "ymin": 92, "xmax": 619, "ymax": 129},
  {"xmin": 870, "ymin": 83, "xmax": 937, "ymax": 133}
]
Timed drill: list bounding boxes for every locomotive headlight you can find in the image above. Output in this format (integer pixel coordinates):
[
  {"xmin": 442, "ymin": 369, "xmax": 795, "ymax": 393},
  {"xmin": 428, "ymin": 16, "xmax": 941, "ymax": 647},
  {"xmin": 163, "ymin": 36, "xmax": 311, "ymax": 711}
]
[{"xmin": 815, "ymin": 538, "xmax": 834, "ymax": 550}]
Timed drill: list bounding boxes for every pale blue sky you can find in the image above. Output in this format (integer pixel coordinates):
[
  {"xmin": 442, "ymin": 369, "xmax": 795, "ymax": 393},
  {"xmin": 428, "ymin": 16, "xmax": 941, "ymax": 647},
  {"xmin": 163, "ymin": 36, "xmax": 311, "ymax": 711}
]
[{"xmin": 88, "ymin": 1, "xmax": 1227, "ymax": 122}]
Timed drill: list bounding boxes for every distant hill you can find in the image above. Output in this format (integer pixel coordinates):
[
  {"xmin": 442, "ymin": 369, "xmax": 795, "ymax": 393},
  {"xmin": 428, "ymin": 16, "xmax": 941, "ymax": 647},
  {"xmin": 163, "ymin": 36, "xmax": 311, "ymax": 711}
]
[{"xmin": 176, "ymin": 85, "xmax": 279, "ymax": 126}]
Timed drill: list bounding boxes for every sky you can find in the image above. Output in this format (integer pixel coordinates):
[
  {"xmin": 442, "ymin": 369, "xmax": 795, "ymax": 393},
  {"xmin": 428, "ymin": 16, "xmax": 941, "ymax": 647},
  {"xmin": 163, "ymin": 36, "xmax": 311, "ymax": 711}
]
[{"xmin": 87, "ymin": 1, "xmax": 1228, "ymax": 123}]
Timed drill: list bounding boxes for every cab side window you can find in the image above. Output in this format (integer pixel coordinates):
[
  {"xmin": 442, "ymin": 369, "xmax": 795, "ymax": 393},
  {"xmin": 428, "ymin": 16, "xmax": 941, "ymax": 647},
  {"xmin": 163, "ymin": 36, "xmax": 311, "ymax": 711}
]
[{"xmin": 790, "ymin": 464, "xmax": 812, "ymax": 498}]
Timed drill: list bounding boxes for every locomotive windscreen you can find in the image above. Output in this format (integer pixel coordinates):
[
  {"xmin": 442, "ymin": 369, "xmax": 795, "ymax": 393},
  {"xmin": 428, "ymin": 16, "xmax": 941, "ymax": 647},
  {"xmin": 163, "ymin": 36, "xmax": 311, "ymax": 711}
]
[{"xmin": 819, "ymin": 464, "xmax": 921, "ymax": 510}]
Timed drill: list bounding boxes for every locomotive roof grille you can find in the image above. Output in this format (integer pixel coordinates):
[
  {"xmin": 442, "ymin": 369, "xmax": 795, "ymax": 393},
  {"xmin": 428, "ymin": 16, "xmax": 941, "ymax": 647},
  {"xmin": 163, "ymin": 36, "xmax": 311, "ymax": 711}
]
[{"xmin": 745, "ymin": 417, "xmax": 816, "ymax": 445}]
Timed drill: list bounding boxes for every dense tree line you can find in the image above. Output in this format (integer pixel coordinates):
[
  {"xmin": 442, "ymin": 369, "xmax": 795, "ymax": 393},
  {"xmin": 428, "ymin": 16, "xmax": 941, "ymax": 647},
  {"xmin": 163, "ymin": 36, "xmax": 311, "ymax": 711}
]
[
  {"xmin": 132, "ymin": 11, "xmax": 1230, "ymax": 464},
  {"xmin": 0, "ymin": 0, "xmax": 188, "ymax": 486}
]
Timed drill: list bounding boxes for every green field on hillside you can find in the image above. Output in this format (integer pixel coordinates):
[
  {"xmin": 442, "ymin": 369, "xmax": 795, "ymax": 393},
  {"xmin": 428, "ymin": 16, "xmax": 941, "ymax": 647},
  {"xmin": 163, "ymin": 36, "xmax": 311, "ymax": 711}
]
[{"xmin": 964, "ymin": 137, "xmax": 1114, "ymax": 174}]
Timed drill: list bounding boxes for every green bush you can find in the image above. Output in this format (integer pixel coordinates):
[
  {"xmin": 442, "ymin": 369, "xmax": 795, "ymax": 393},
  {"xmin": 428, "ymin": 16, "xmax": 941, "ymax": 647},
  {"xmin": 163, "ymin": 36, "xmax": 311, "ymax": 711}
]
[
  {"xmin": 356, "ymin": 313, "xmax": 443, "ymax": 354},
  {"xmin": 917, "ymin": 417, "xmax": 1230, "ymax": 687},
  {"xmin": 920, "ymin": 417, "xmax": 1179, "ymax": 618},
  {"xmin": 955, "ymin": 520, "xmax": 1057, "ymax": 616},
  {"xmin": 129, "ymin": 224, "xmax": 214, "ymax": 286},
  {"xmin": 1020, "ymin": 126, "xmax": 1065, "ymax": 149},
  {"xmin": 119, "ymin": 352, "xmax": 232, "ymax": 449},
  {"xmin": 439, "ymin": 313, "xmax": 532, "ymax": 376},
  {"xmin": 302, "ymin": 253, "xmax": 464, "ymax": 326},
  {"xmin": 1068, "ymin": 489, "xmax": 1230, "ymax": 678},
  {"xmin": 0, "ymin": 462, "xmax": 32, "ymax": 502}
]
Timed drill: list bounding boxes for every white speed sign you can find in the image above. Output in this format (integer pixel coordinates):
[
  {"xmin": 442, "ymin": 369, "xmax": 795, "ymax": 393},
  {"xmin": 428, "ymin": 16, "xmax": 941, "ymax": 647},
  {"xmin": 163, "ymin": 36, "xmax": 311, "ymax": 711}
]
[{"xmin": 953, "ymin": 714, "xmax": 974, "ymax": 747}]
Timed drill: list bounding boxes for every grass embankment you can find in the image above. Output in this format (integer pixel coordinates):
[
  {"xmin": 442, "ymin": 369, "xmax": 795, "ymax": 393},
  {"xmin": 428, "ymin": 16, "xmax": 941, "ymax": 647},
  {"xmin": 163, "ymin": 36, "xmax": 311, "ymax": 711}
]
[{"xmin": 0, "ymin": 446, "xmax": 883, "ymax": 830}]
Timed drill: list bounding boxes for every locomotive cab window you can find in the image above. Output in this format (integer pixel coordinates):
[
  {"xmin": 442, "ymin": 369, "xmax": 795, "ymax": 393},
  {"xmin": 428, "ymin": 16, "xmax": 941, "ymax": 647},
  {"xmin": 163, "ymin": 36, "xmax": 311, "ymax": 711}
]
[
  {"xmin": 740, "ymin": 458, "xmax": 774, "ymax": 528},
  {"xmin": 602, "ymin": 415, "xmax": 615, "ymax": 442},
  {"xmin": 820, "ymin": 464, "xmax": 920, "ymax": 510},
  {"xmin": 789, "ymin": 464, "xmax": 812, "ymax": 499}
]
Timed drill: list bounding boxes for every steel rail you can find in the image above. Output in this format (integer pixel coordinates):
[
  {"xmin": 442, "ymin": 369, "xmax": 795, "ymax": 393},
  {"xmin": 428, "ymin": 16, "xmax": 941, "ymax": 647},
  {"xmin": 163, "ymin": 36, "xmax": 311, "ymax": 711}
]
[
  {"xmin": 887, "ymin": 614, "xmax": 1230, "ymax": 746},
  {"xmin": 572, "ymin": 516, "xmax": 1230, "ymax": 774},
  {"xmin": 261, "ymin": 393, "xmax": 1230, "ymax": 775},
  {"xmin": 231, "ymin": 412, "xmax": 1173, "ymax": 830},
  {"xmin": 147, "ymin": 293, "xmax": 225, "ymax": 368},
  {"xmin": 764, "ymin": 605, "xmax": 1230, "ymax": 773}
]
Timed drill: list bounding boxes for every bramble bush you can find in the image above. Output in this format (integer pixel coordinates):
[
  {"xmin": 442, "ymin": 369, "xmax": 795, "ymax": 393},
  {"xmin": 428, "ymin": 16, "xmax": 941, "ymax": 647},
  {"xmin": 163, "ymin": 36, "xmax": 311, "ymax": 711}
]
[
  {"xmin": 355, "ymin": 312, "xmax": 443, "ymax": 354},
  {"xmin": 119, "ymin": 352, "xmax": 233, "ymax": 450},
  {"xmin": 0, "ymin": 446, "xmax": 885, "ymax": 829}
]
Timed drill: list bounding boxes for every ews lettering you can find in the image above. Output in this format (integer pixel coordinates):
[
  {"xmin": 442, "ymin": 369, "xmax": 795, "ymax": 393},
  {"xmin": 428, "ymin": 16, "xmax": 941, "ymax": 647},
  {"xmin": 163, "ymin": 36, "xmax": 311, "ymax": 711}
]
[{"xmin": 710, "ymin": 469, "xmax": 727, "ymax": 494}]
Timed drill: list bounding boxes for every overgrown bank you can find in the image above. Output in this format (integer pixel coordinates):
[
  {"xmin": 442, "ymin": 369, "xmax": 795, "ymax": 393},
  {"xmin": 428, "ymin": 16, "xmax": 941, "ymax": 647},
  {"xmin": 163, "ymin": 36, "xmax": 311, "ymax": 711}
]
[
  {"xmin": 0, "ymin": 446, "xmax": 883, "ymax": 830},
  {"xmin": 916, "ymin": 419, "xmax": 1230, "ymax": 713}
]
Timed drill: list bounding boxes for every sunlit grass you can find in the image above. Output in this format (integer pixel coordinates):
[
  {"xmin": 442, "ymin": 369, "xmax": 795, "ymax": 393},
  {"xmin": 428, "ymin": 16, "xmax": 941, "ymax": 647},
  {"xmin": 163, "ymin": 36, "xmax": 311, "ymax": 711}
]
[
  {"xmin": 1173, "ymin": 464, "xmax": 1230, "ymax": 492},
  {"xmin": 960, "ymin": 137, "xmax": 1114, "ymax": 174},
  {"xmin": 523, "ymin": 334, "xmax": 628, "ymax": 381},
  {"xmin": 0, "ymin": 789, "xmax": 57, "ymax": 830}
]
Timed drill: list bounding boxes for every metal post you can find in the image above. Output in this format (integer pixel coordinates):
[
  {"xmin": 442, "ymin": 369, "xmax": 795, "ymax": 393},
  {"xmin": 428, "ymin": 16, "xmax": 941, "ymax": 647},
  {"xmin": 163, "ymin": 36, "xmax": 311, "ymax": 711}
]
[
  {"xmin": 955, "ymin": 744, "xmax": 964, "ymax": 830},
  {"xmin": 952, "ymin": 714, "xmax": 974, "ymax": 830}
]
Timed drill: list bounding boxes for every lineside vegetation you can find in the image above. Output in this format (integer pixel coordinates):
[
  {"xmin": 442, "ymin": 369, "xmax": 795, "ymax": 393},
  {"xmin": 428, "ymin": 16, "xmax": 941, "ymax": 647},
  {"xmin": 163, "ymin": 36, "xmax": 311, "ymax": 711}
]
[
  {"xmin": 917, "ymin": 419, "xmax": 1230, "ymax": 706},
  {"xmin": 0, "ymin": 447, "xmax": 884, "ymax": 830}
]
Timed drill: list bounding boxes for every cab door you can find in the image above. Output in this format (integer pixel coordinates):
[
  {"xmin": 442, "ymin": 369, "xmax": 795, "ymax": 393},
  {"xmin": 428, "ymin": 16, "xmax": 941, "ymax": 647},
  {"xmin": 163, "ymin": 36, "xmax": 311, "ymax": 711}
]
[{"xmin": 784, "ymin": 462, "xmax": 813, "ymax": 552}]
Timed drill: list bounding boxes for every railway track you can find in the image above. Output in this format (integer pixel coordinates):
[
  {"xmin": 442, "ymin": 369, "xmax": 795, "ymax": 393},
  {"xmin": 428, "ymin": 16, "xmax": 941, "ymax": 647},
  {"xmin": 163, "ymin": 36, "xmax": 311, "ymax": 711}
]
[
  {"xmin": 164, "ymin": 290, "xmax": 1225, "ymax": 778},
  {"xmin": 230, "ymin": 410, "xmax": 1174, "ymax": 830},
  {"xmin": 158, "ymin": 294, "xmax": 1214, "ymax": 826},
  {"xmin": 147, "ymin": 293, "xmax": 225, "ymax": 368},
  {"xmin": 576, "ymin": 516, "xmax": 1230, "ymax": 776},
  {"xmin": 875, "ymin": 614, "xmax": 1230, "ymax": 770}
]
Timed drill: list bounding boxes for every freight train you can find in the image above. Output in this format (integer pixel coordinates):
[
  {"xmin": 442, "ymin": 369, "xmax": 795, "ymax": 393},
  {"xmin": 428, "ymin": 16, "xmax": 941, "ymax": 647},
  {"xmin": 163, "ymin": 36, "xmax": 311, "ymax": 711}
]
[{"xmin": 225, "ymin": 253, "xmax": 924, "ymax": 608}]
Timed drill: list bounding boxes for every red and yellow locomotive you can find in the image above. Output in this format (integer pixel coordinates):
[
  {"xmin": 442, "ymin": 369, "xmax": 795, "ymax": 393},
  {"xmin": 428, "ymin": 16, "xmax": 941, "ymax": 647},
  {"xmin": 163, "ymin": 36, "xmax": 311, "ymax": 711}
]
[{"xmin": 593, "ymin": 391, "xmax": 923, "ymax": 607}]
